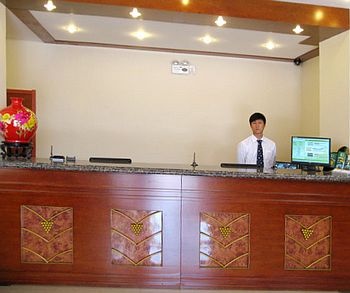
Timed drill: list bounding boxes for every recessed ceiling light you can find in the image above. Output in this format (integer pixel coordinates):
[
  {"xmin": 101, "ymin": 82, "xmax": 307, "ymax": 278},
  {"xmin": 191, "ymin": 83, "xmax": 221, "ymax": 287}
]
[
  {"xmin": 129, "ymin": 8, "xmax": 141, "ymax": 18},
  {"xmin": 200, "ymin": 34, "xmax": 216, "ymax": 44},
  {"xmin": 131, "ymin": 30, "xmax": 151, "ymax": 40},
  {"xmin": 215, "ymin": 16, "xmax": 226, "ymax": 27},
  {"xmin": 293, "ymin": 25, "xmax": 304, "ymax": 34},
  {"xmin": 44, "ymin": 0, "xmax": 56, "ymax": 11},
  {"xmin": 262, "ymin": 41, "xmax": 279, "ymax": 50},
  {"xmin": 182, "ymin": 0, "xmax": 190, "ymax": 6},
  {"xmin": 64, "ymin": 24, "xmax": 80, "ymax": 34}
]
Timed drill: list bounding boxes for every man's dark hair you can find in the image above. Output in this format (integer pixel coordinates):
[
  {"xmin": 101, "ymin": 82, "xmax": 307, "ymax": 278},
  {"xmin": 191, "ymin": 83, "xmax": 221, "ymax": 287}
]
[{"xmin": 249, "ymin": 112, "xmax": 266, "ymax": 124}]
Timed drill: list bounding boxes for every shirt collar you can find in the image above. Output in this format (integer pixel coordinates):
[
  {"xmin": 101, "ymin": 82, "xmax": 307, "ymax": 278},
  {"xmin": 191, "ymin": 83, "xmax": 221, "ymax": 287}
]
[{"xmin": 250, "ymin": 134, "xmax": 264, "ymax": 142}]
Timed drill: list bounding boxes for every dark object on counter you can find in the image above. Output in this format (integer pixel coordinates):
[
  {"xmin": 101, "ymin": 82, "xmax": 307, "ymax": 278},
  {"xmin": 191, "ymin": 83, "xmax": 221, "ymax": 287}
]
[
  {"xmin": 335, "ymin": 146, "xmax": 349, "ymax": 169},
  {"xmin": 274, "ymin": 161, "xmax": 299, "ymax": 169},
  {"xmin": 66, "ymin": 156, "xmax": 76, "ymax": 163},
  {"xmin": 1, "ymin": 141, "xmax": 33, "ymax": 160},
  {"xmin": 50, "ymin": 155, "xmax": 65, "ymax": 163},
  {"xmin": 49, "ymin": 145, "xmax": 65, "ymax": 163},
  {"xmin": 324, "ymin": 146, "xmax": 349, "ymax": 171},
  {"xmin": 190, "ymin": 152, "xmax": 198, "ymax": 167},
  {"xmin": 89, "ymin": 157, "xmax": 132, "ymax": 164},
  {"xmin": 221, "ymin": 163, "xmax": 257, "ymax": 169}
]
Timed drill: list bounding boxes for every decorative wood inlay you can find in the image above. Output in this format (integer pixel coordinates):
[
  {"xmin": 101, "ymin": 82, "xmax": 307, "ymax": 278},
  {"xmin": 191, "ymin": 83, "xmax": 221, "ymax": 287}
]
[
  {"xmin": 131, "ymin": 222, "xmax": 143, "ymax": 236},
  {"xmin": 219, "ymin": 226, "xmax": 231, "ymax": 238},
  {"xmin": 200, "ymin": 212, "xmax": 250, "ymax": 269},
  {"xmin": 21, "ymin": 205, "xmax": 73, "ymax": 264},
  {"xmin": 301, "ymin": 228, "xmax": 313, "ymax": 240},
  {"xmin": 111, "ymin": 209, "xmax": 162, "ymax": 266},
  {"xmin": 285, "ymin": 215, "xmax": 332, "ymax": 271}
]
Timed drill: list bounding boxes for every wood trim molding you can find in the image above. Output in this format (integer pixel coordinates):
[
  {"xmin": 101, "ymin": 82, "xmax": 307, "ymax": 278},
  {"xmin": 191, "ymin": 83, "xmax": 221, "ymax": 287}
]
[
  {"xmin": 9, "ymin": 8, "xmax": 55, "ymax": 43},
  {"xmin": 55, "ymin": 39, "xmax": 294, "ymax": 62}
]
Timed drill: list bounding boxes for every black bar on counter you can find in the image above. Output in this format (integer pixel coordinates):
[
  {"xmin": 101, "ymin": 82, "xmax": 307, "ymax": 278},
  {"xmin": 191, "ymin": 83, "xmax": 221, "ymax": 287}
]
[
  {"xmin": 220, "ymin": 163, "xmax": 257, "ymax": 169},
  {"xmin": 89, "ymin": 157, "xmax": 132, "ymax": 164}
]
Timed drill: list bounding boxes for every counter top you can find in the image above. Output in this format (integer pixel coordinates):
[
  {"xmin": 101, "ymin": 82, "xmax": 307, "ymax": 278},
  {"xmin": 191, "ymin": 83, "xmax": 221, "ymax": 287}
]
[{"xmin": 1, "ymin": 158, "xmax": 350, "ymax": 183}]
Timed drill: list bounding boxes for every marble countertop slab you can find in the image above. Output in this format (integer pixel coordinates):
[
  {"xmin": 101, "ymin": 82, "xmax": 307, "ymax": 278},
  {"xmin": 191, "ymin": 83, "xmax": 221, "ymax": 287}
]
[{"xmin": 0, "ymin": 158, "xmax": 350, "ymax": 183}]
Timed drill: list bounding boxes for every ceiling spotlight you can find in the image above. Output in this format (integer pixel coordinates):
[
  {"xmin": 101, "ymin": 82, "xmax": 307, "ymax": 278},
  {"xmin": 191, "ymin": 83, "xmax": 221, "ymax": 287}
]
[
  {"xmin": 181, "ymin": 0, "xmax": 190, "ymax": 5},
  {"xmin": 131, "ymin": 29, "xmax": 151, "ymax": 40},
  {"xmin": 262, "ymin": 40, "xmax": 278, "ymax": 50},
  {"xmin": 44, "ymin": 0, "xmax": 56, "ymax": 11},
  {"xmin": 215, "ymin": 16, "xmax": 226, "ymax": 27},
  {"xmin": 314, "ymin": 10, "xmax": 324, "ymax": 21},
  {"xmin": 293, "ymin": 25, "xmax": 304, "ymax": 34},
  {"xmin": 200, "ymin": 34, "xmax": 215, "ymax": 44},
  {"xmin": 65, "ymin": 24, "xmax": 79, "ymax": 34},
  {"xmin": 129, "ymin": 8, "xmax": 142, "ymax": 18}
]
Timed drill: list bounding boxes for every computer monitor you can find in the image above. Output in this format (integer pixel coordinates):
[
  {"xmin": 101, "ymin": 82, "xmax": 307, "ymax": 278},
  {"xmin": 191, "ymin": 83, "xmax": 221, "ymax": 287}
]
[{"xmin": 291, "ymin": 136, "xmax": 331, "ymax": 170}]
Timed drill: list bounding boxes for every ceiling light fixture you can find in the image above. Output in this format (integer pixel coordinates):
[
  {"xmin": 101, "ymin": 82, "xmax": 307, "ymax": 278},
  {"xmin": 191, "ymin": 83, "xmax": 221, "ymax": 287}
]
[
  {"xmin": 200, "ymin": 34, "xmax": 215, "ymax": 44},
  {"xmin": 215, "ymin": 16, "xmax": 226, "ymax": 27},
  {"xmin": 181, "ymin": 0, "xmax": 190, "ymax": 6},
  {"xmin": 262, "ymin": 40, "xmax": 278, "ymax": 50},
  {"xmin": 65, "ymin": 24, "xmax": 79, "ymax": 34},
  {"xmin": 44, "ymin": 0, "xmax": 56, "ymax": 11},
  {"xmin": 315, "ymin": 10, "xmax": 324, "ymax": 21},
  {"xmin": 129, "ymin": 8, "xmax": 142, "ymax": 18},
  {"xmin": 293, "ymin": 25, "xmax": 304, "ymax": 34},
  {"xmin": 131, "ymin": 29, "xmax": 151, "ymax": 40}
]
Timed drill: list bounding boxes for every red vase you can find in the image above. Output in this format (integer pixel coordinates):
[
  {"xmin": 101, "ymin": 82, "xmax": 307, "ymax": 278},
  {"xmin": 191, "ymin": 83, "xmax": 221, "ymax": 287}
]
[{"xmin": 0, "ymin": 97, "xmax": 38, "ymax": 143}]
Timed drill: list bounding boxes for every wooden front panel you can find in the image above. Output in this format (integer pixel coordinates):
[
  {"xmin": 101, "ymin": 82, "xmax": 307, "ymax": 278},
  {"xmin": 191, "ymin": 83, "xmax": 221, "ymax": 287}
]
[
  {"xmin": 0, "ymin": 169, "xmax": 181, "ymax": 287},
  {"xmin": 285, "ymin": 215, "xmax": 332, "ymax": 271},
  {"xmin": 111, "ymin": 209, "xmax": 163, "ymax": 266},
  {"xmin": 200, "ymin": 212, "xmax": 250, "ymax": 269},
  {"xmin": 2, "ymin": 167, "xmax": 350, "ymax": 290},
  {"xmin": 181, "ymin": 176, "xmax": 350, "ymax": 290}
]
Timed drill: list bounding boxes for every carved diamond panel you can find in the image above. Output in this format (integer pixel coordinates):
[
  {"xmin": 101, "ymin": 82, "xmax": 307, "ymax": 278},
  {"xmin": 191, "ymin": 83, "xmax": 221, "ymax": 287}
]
[
  {"xmin": 285, "ymin": 215, "xmax": 332, "ymax": 270},
  {"xmin": 111, "ymin": 209, "xmax": 162, "ymax": 266},
  {"xmin": 200, "ymin": 212, "xmax": 250, "ymax": 269},
  {"xmin": 21, "ymin": 205, "xmax": 73, "ymax": 264}
]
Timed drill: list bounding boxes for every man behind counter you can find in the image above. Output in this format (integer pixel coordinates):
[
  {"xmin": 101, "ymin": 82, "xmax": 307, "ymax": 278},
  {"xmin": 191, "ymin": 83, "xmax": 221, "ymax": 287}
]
[{"xmin": 237, "ymin": 112, "xmax": 276, "ymax": 169}]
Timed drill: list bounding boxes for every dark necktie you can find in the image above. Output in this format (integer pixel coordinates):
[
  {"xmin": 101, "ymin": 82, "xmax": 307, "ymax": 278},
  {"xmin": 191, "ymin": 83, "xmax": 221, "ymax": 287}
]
[{"xmin": 257, "ymin": 140, "xmax": 264, "ymax": 168}]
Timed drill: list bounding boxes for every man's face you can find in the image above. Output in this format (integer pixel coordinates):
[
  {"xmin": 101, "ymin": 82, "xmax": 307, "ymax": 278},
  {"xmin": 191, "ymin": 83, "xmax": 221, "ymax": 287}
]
[{"xmin": 250, "ymin": 119, "xmax": 265, "ymax": 136}]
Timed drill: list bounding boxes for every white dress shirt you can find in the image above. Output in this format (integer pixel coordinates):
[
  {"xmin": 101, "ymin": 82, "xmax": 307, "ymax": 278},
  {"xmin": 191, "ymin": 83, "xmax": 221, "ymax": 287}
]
[{"xmin": 237, "ymin": 135, "xmax": 276, "ymax": 169}]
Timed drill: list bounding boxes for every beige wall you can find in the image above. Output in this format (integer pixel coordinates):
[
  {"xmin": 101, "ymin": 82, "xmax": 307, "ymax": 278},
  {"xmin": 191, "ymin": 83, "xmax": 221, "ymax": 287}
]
[
  {"xmin": 0, "ymin": 3, "xmax": 6, "ymax": 108},
  {"xmin": 6, "ymin": 39, "xmax": 301, "ymax": 164},
  {"xmin": 319, "ymin": 31, "xmax": 350, "ymax": 150},
  {"xmin": 300, "ymin": 57, "xmax": 320, "ymax": 136}
]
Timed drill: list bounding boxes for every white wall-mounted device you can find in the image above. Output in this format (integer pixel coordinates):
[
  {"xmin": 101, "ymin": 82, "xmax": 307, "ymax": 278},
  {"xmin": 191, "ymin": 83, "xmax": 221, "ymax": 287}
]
[{"xmin": 171, "ymin": 60, "xmax": 195, "ymax": 75}]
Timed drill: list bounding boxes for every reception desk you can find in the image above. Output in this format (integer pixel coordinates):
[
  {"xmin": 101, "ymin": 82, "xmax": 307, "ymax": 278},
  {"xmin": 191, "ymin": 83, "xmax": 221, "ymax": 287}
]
[{"xmin": 1, "ymin": 159, "xmax": 350, "ymax": 290}]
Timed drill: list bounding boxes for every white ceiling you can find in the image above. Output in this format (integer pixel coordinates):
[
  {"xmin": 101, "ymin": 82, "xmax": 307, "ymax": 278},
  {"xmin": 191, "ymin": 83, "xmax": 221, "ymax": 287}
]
[
  {"xmin": 5, "ymin": 0, "xmax": 350, "ymax": 61},
  {"xmin": 30, "ymin": 10, "xmax": 316, "ymax": 59}
]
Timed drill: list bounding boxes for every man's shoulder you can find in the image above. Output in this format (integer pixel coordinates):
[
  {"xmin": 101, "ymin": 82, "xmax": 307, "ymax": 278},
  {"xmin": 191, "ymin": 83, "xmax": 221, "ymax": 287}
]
[
  {"xmin": 239, "ymin": 136, "xmax": 253, "ymax": 145},
  {"xmin": 263, "ymin": 136, "xmax": 276, "ymax": 146}
]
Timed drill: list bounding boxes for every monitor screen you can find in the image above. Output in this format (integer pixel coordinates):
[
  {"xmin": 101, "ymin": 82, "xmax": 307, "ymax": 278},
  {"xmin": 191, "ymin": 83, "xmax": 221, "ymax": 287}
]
[{"xmin": 291, "ymin": 136, "xmax": 331, "ymax": 166}]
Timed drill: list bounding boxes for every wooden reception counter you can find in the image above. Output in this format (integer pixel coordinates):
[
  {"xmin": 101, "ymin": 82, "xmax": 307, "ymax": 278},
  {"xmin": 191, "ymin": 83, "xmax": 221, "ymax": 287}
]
[{"xmin": 1, "ymin": 159, "xmax": 350, "ymax": 290}]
